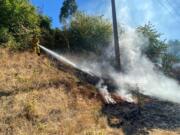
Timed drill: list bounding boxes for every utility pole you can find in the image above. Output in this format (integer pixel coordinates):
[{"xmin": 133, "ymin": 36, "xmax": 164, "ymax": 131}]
[{"xmin": 111, "ymin": 0, "xmax": 121, "ymax": 71}]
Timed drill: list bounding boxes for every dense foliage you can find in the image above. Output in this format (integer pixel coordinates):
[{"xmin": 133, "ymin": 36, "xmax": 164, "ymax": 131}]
[
  {"xmin": 0, "ymin": 0, "xmax": 112, "ymax": 54},
  {"xmin": 0, "ymin": 0, "xmax": 40, "ymax": 50},
  {"xmin": 39, "ymin": 15, "xmax": 52, "ymax": 30},
  {"xmin": 137, "ymin": 23, "xmax": 179, "ymax": 75},
  {"xmin": 40, "ymin": 28, "xmax": 68, "ymax": 50},
  {"xmin": 137, "ymin": 23, "xmax": 167, "ymax": 63},
  {"xmin": 67, "ymin": 12, "xmax": 112, "ymax": 54},
  {"xmin": 162, "ymin": 53, "xmax": 179, "ymax": 74},
  {"xmin": 59, "ymin": 0, "xmax": 77, "ymax": 23},
  {"xmin": 0, "ymin": 0, "xmax": 178, "ymax": 77}
]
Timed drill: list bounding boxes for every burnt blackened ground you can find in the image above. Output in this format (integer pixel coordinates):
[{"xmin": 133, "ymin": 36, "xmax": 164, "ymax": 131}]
[{"xmin": 102, "ymin": 98, "xmax": 180, "ymax": 135}]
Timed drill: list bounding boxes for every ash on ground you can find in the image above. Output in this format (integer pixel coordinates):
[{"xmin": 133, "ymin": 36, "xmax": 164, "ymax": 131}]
[{"xmin": 102, "ymin": 96, "xmax": 180, "ymax": 135}]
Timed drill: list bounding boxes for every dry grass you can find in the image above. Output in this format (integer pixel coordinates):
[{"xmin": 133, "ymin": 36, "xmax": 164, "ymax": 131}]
[
  {"xmin": 0, "ymin": 49, "xmax": 122, "ymax": 135},
  {"xmin": 149, "ymin": 129, "xmax": 180, "ymax": 135},
  {"xmin": 0, "ymin": 48, "xmax": 179, "ymax": 135}
]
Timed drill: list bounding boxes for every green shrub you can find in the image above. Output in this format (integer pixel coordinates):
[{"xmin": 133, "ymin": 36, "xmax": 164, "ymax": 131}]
[
  {"xmin": 0, "ymin": 28, "xmax": 9, "ymax": 43},
  {"xmin": 40, "ymin": 28, "xmax": 54, "ymax": 48},
  {"xmin": 67, "ymin": 12, "xmax": 112, "ymax": 54},
  {"xmin": 0, "ymin": 28, "xmax": 18, "ymax": 49},
  {"xmin": 39, "ymin": 15, "xmax": 52, "ymax": 30},
  {"xmin": 162, "ymin": 53, "xmax": 179, "ymax": 75},
  {"xmin": 0, "ymin": 0, "xmax": 40, "ymax": 50},
  {"xmin": 53, "ymin": 28, "xmax": 69, "ymax": 50},
  {"xmin": 40, "ymin": 28, "xmax": 68, "ymax": 51},
  {"xmin": 137, "ymin": 23, "xmax": 167, "ymax": 63}
]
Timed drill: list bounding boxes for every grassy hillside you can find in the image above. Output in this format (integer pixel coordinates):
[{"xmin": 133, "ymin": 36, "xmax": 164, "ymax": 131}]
[
  {"xmin": 0, "ymin": 48, "xmax": 122, "ymax": 135},
  {"xmin": 0, "ymin": 48, "xmax": 179, "ymax": 135}
]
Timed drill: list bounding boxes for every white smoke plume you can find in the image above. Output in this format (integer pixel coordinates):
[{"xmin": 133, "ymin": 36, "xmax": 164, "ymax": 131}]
[
  {"xmin": 96, "ymin": 79, "xmax": 116, "ymax": 104},
  {"xmin": 40, "ymin": 0, "xmax": 180, "ymax": 104},
  {"xmin": 72, "ymin": 27, "xmax": 180, "ymax": 103},
  {"xmin": 93, "ymin": 0, "xmax": 180, "ymax": 103},
  {"xmin": 40, "ymin": 28, "xmax": 180, "ymax": 104},
  {"xmin": 110, "ymin": 28, "xmax": 180, "ymax": 104},
  {"xmin": 60, "ymin": 28, "xmax": 180, "ymax": 104}
]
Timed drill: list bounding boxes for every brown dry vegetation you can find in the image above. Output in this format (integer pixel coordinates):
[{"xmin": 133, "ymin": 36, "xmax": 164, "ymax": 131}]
[
  {"xmin": 0, "ymin": 48, "xmax": 122, "ymax": 135},
  {"xmin": 0, "ymin": 48, "xmax": 179, "ymax": 135}
]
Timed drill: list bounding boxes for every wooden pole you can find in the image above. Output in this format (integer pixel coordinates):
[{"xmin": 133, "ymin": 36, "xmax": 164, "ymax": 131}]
[{"xmin": 111, "ymin": 0, "xmax": 121, "ymax": 71}]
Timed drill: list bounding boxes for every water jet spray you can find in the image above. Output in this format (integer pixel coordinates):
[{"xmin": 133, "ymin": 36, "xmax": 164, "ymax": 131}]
[{"xmin": 38, "ymin": 45, "xmax": 125, "ymax": 103}]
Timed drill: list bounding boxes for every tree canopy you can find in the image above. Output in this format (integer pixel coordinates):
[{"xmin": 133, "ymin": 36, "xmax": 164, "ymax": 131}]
[
  {"xmin": 137, "ymin": 23, "xmax": 167, "ymax": 63},
  {"xmin": 59, "ymin": 0, "xmax": 78, "ymax": 23},
  {"xmin": 67, "ymin": 12, "xmax": 112, "ymax": 53},
  {"xmin": 0, "ymin": 0, "xmax": 40, "ymax": 49}
]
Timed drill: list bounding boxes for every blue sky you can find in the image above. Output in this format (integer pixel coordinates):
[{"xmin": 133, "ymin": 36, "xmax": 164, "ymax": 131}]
[{"xmin": 31, "ymin": 0, "xmax": 180, "ymax": 40}]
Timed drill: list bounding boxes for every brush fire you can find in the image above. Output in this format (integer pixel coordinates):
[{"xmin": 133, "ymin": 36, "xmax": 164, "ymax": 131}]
[{"xmin": 39, "ymin": 44, "xmax": 180, "ymax": 134}]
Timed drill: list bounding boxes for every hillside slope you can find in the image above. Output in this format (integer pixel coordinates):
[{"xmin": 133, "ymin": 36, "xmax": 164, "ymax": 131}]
[
  {"xmin": 0, "ymin": 48, "xmax": 179, "ymax": 135},
  {"xmin": 0, "ymin": 49, "xmax": 122, "ymax": 135}
]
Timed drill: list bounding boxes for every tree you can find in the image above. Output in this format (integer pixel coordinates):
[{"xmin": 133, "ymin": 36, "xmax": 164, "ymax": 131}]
[
  {"xmin": 137, "ymin": 23, "xmax": 180, "ymax": 76},
  {"xmin": 0, "ymin": 0, "xmax": 40, "ymax": 50},
  {"xmin": 137, "ymin": 23, "xmax": 167, "ymax": 63},
  {"xmin": 162, "ymin": 53, "xmax": 179, "ymax": 75},
  {"xmin": 67, "ymin": 12, "xmax": 112, "ymax": 54},
  {"xmin": 39, "ymin": 15, "xmax": 52, "ymax": 30},
  {"xmin": 59, "ymin": 0, "xmax": 78, "ymax": 23}
]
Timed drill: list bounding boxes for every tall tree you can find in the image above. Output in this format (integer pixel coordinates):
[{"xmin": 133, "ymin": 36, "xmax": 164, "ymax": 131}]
[
  {"xmin": 59, "ymin": 0, "xmax": 77, "ymax": 23},
  {"xmin": 137, "ymin": 23, "xmax": 167, "ymax": 63}
]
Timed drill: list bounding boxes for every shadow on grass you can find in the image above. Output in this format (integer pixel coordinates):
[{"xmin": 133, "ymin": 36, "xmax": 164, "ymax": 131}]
[
  {"xmin": 0, "ymin": 79, "xmax": 72, "ymax": 98},
  {"xmin": 0, "ymin": 91, "xmax": 12, "ymax": 97},
  {"xmin": 102, "ymin": 99, "xmax": 180, "ymax": 135}
]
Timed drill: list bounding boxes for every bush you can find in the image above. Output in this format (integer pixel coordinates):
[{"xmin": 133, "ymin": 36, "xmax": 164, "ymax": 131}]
[
  {"xmin": 0, "ymin": 0, "xmax": 40, "ymax": 50},
  {"xmin": 137, "ymin": 23, "xmax": 167, "ymax": 63},
  {"xmin": 67, "ymin": 12, "xmax": 112, "ymax": 54},
  {"xmin": 53, "ymin": 28, "xmax": 69, "ymax": 50},
  {"xmin": 136, "ymin": 23, "xmax": 180, "ymax": 76},
  {"xmin": 40, "ymin": 28, "xmax": 54, "ymax": 48},
  {"xmin": 162, "ymin": 53, "xmax": 179, "ymax": 75},
  {"xmin": 39, "ymin": 15, "xmax": 52, "ymax": 30},
  {"xmin": 0, "ymin": 28, "xmax": 19, "ymax": 49},
  {"xmin": 40, "ymin": 28, "xmax": 68, "ymax": 51},
  {"xmin": 0, "ymin": 28, "xmax": 11, "ymax": 44}
]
